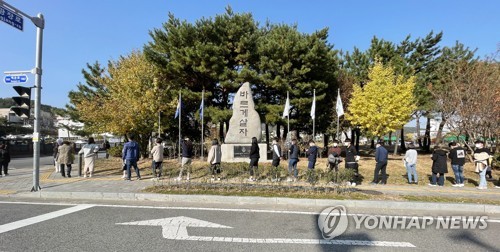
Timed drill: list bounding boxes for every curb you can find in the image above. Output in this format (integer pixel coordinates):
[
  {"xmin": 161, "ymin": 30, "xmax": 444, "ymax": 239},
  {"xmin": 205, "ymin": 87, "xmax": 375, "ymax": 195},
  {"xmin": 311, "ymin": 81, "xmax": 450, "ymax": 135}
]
[{"xmin": 11, "ymin": 191, "xmax": 500, "ymax": 214}]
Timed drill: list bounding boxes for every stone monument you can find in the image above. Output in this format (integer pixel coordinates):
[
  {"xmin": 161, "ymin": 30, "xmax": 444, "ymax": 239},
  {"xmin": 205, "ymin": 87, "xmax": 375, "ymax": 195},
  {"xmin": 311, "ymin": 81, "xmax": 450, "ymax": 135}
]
[{"xmin": 221, "ymin": 82, "xmax": 268, "ymax": 162}]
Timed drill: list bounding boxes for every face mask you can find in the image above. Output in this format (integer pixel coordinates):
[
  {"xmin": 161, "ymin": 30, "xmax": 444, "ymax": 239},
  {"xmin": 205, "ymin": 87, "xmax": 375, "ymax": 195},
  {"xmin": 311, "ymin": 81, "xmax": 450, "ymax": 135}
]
[
  {"xmin": 475, "ymin": 144, "xmax": 481, "ymax": 148},
  {"xmin": 333, "ymin": 143, "xmax": 338, "ymax": 147}
]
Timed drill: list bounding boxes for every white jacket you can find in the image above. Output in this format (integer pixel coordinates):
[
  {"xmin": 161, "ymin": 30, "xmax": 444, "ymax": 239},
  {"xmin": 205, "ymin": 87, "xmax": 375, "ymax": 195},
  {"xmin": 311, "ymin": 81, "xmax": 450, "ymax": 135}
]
[{"xmin": 78, "ymin": 144, "xmax": 99, "ymax": 158}]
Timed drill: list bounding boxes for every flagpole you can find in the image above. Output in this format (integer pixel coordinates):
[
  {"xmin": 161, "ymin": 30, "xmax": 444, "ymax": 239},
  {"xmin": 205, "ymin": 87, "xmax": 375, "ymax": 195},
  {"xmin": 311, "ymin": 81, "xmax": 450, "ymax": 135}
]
[
  {"xmin": 287, "ymin": 91, "xmax": 290, "ymax": 142},
  {"xmin": 178, "ymin": 91, "xmax": 181, "ymax": 163},
  {"xmin": 312, "ymin": 89, "xmax": 316, "ymax": 139},
  {"xmin": 336, "ymin": 89, "xmax": 340, "ymax": 140},
  {"xmin": 201, "ymin": 89, "xmax": 204, "ymax": 161}
]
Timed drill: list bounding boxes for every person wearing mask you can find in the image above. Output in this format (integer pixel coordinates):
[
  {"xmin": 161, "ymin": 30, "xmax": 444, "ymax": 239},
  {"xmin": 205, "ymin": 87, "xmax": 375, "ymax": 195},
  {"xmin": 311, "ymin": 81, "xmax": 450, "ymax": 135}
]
[
  {"xmin": 473, "ymin": 140, "xmax": 491, "ymax": 190},
  {"xmin": 207, "ymin": 139, "xmax": 222, "ymax": 181},
  {"xmin": 429, "ymin": 144, "xmax": 448, "ymax": 187},
  {"xmin": 371, "ymin": 140, "xmax": 388, "ymax": 185},
  {"xmin": 306, "ymin": 140, "xmax": 318, "ymax": 170},
  {"xmin": 122, "ymin": 134, "xmax": 141, "ymax": 181},
  {"xmin": 403, "ymin": 146, "xmax": 418, "ymax": 184},
  {"xmin": 176, "ymin": 137, "xmax": 194, "ymax": 181},
  {"xmin": 103, "ymin": 140, "xmax": 111, "ymax": 159},
  {"xmin": 78, "ymin": 137, "xmax": 100, "ymax": 178},
  {"xmin": 248, "ymin": 137, "xmax": 260, "ymax": 182},
  {"xmin": 327, "ymin": 140, "xmax": 342, "ymax": 183},
  {"xmin": 448, "ymin": 142, "xmax": 466, "ymax": 187},
  {"xmin": 57, "ymin": 141, "xmax": 75, "ymax": 178},
  {"xmin": 0, "ymin": 144, "xmax": 11, "ymax": 177},
  {"xmin": 150, "ymin": 138, "xmax": 164, "ymax": 180},
  {"xmin": 287, "ymin": 139, "xmax": 300, "ymax": 182},
  {"xmin": 344, "ymin": 138, "xmax": 359, "ymax": 186}
]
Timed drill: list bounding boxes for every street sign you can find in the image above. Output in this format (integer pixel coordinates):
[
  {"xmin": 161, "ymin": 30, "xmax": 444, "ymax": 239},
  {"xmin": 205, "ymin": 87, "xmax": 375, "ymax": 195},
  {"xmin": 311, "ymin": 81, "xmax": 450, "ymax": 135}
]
[
  {"xmin": 0, "ymin": 5, "xmax": 23, "ymax": 31},
  {"xmin": 4, "ymin": 74, "xmax": 28, "ymax": 84}
]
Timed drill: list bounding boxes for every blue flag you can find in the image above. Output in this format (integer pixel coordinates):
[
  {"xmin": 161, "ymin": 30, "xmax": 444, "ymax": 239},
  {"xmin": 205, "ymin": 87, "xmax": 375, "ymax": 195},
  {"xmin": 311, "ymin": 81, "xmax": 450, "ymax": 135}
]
[{"xmin": 174, "ymin": 96, "xmax": 182, "ymax": 119}]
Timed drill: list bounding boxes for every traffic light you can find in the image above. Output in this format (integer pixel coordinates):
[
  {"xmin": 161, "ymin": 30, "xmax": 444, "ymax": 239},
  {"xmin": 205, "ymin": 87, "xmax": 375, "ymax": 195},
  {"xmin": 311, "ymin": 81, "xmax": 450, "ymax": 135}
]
[{"xmin": 11, "ymin": 86, "xmax": 32, "ymax": 118}]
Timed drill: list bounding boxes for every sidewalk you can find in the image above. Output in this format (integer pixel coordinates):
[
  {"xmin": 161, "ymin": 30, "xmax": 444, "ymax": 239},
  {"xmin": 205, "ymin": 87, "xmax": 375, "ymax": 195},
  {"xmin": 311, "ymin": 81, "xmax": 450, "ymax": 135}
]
[{"xmin": 1, "ymin": 163, "xmax": 500, "ymax": 213}]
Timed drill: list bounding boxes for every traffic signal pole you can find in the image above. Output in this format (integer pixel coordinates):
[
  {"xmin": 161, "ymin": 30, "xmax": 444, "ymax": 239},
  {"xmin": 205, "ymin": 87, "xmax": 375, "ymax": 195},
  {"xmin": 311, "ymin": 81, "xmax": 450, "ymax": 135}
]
[
  {"xmin": 32, "ymin": 13, "xmax": 44, "ymax": 192},
  {"xmin": 1, "ymin": 1, "xmax": 45, "ymax": 191}
]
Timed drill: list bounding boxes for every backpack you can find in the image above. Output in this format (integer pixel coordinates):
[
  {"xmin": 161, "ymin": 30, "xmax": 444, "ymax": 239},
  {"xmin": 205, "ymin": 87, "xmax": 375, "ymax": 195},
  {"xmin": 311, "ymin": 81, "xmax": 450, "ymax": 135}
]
[{"xmin": 328, "ymin": 153, "xmax": 341, "ymax": 163}]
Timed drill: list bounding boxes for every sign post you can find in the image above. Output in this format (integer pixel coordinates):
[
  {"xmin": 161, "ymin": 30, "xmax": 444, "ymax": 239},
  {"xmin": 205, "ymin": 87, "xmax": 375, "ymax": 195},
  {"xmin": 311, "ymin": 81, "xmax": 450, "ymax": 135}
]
[{"xmin": 0, "ymin": 0, "xmax": 44, "ymax": 192}]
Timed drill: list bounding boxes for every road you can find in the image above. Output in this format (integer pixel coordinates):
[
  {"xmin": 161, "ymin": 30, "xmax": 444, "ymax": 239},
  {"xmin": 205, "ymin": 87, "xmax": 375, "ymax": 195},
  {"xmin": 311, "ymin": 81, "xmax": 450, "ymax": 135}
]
[{"xmin": 0, "ymin": 199, "xmax": 498, "ymax": 252}]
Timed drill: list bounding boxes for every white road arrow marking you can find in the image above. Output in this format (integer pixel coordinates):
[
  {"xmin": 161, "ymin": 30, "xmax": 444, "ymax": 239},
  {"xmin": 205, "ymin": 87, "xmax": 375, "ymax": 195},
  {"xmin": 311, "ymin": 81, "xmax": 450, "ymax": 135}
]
[
  {"xmin": 117, "ymin": 216, "xmax": 231, "ymax": 238},
  {"xmin": 117, "ymin": 216, "xmax": 415, "ymax": 248}
]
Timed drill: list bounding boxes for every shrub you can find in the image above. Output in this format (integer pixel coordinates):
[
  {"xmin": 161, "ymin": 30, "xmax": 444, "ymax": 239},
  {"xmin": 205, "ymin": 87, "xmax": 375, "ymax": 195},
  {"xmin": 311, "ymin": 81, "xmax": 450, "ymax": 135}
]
[{"xmin": 108, "ymin": 145, "xmax": 123, "ymax": 157}]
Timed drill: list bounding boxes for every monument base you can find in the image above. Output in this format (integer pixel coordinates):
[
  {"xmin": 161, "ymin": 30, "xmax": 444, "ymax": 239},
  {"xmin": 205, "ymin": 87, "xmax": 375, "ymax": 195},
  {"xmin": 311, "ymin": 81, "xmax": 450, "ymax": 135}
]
[{"xmin": 221, "ymin": 143, "xmax": 269, "ymax": 163}]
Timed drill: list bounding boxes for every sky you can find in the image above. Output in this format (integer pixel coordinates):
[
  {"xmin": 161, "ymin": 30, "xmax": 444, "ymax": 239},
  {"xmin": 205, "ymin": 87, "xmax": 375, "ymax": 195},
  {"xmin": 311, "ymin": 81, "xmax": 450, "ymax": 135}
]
[{"xmin": 0, "ymin": 0, "xmax": 499, "ymax": 110}]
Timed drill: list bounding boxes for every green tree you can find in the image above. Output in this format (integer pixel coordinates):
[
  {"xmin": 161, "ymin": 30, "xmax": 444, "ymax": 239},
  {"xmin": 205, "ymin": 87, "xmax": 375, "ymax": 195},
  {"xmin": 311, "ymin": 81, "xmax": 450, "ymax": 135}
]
[{"xmin": 346, "ymin": 62, "xmax": 416, "ymax": 138}]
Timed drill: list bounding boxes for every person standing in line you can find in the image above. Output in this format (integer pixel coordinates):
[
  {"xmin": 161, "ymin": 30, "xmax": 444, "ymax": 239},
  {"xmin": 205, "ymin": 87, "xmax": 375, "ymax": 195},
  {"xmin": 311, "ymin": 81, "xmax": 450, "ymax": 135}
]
[
  {"xmin": 207, "ymin": 139, "xmax": 222, "ymax": 181},
  {"xmin": 327, "ymin": 140, "xmax": 342, "ymax": 183},
  {"xmin": 287, "ymin": 139, "xmax": 299, "ymax": 182},
  {"xmin": 473, "ymin": 140, "xmax": 491, "ymax": 190},
  {"xmin": 78, "ymin": 137, "xmax": 100, "ymax": 178},
  {"xmin": 344, "ymin": 138, "xmax": 359, "ymax": 186},
  {"xmin": 429, "ymin": 144, "xmax": 448, "ymax": 187},
  {"xmin": 53, "ymin": 138, "xmax": 63, "ymax": 173},
  {"xmin": 57, "ymin": 141, "xmax": 75, "ymax": 178},
  {"xmin": 271, "ymin": 137, "xmax": 282, "ymax": 175},
  {"xmin": 306, "ymin": 140, "xmax": 318, "ymax": 170},
  {"xmin": 248, "ymin": 137, "xmax": 260, "ymax": 182},
  {"xmin": 176, "ymin": 137, "xmax": 194, "ymax": 181},
  {"xmin": 403, "ymin": 146, "xmax": 418, "ymax": 184},
  {"xmin": 103, "ymin": 140, "xmax": 111, "ymax": 159},
  {"xmin": 122, "ymin": 134, "xmax": 141, "ymax": 181},
  {"xmin": 448, "ymin": 142, "xmax": 466, "ymax": 187},
  {"xmin": 150, "ymin": 138, "xmax": 164, "ymax": 180},
  {"xmin": 371, "ymin": 140, "xmax": 388, "ymax": 185},
  {"xmin": 0, "ymin": 144, "xmax": 11, "ymax": 177}
]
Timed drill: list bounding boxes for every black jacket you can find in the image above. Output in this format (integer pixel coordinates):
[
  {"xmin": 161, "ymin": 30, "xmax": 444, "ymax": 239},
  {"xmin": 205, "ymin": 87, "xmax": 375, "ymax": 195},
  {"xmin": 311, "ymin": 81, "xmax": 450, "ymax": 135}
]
[
  {"xmin": 345, "ymin": 145, "xmax": 358, "ymax": 163},
  {"xmin": 289, "ymin": 144, "xmax": 299, "ymax": 159},
  {"xmin": 432, "ymin": 149, "xmax": 448, "ymax": 173},
  {"xmin": 272, "ymin": 144, "xmax": 281, "ymax": 160},
  {"xmin": 306, "ymin": 146, "xmax": 318, "ymax": 161},
  {"xmin": 181, "ymin": 140, "xmax": 194, "ymax": 158},
  {"xmin": 0, "ymin": 148, "xmax": 11, "ymax": 164},
  {"xmin": 249, "ymin": 142, "xmax": 260, "ymax": 159},
  {"xmin": 448, "ymin": 147, "xmax": 466, "ymax": 166}
]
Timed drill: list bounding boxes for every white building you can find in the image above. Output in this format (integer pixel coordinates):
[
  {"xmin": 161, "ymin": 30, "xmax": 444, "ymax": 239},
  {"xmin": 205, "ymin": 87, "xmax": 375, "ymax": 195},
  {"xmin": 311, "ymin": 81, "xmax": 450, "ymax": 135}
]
[{"xmin": 56, "ymin": 116, "xmax": 84, "ymax": 139}]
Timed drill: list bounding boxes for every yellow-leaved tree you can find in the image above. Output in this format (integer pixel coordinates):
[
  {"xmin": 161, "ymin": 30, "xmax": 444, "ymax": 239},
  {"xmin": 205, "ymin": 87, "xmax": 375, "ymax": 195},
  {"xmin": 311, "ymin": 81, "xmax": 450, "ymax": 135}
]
[
  {"xmin": 346, "ymin": 62, "xmax": 416, "ymax": 138},
  {"xmin": 75, "ymin": 51, "xmax": 175, "ymax": 156}
]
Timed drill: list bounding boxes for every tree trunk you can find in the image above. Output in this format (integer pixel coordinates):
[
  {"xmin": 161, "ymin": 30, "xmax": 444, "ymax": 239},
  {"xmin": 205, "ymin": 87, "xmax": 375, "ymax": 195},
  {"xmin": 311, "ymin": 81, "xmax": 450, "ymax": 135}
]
[
  {"xmin": 323, "ymin": 133, "xmax": 329, "ymax": 157},
  {"xmin": 388, "ymin": 132, "xmax": 392, "ymax": 145},
  {"xmin": 424, "ymin": 117, "xmax": 431, "ymax": 152},
  {"xmin": 354, "ymin": 128, "xmax": 360, "ymax": 153},
  {"xmin": 400, "ymin": 128, "xmax": 406, "ymax": 152},
  {"xmin": 225, "ymin": 120, "xmax": 229, "ymax": 141},
  {"xmin": 219, "ymin": 121, "xmax": 224, "ymax": 143},
  {"xmin": 416, "ymin": 113, "xmax": 422, "ymax": 148},
  {"xmin": 276, "ymin": 122, "xmax": 281, "ymax": 140},
  {"xmin": 370, "ymin": 138, "xmax": 375, "ymax": 149},
  {"xmin": 435, "ymin": 117, "xmax": 447, "ymax": 144},
  {"xmin": 283, "ymin": 125, "xmax": 289, "ymax": 142},
  {"xmin": 393, "ymin": 130, "xmax": 399, "ymax": 155},
  {"xmin": 265, "ymin": 123, "xmax": 270, "ymax": 147}
]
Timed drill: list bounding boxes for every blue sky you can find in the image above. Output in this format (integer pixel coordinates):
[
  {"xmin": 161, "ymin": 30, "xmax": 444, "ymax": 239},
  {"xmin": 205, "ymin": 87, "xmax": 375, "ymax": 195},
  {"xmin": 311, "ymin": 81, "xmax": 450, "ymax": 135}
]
[{"xmin": 1, "ymin": 0, "xmax": 499, "ymax": 109}]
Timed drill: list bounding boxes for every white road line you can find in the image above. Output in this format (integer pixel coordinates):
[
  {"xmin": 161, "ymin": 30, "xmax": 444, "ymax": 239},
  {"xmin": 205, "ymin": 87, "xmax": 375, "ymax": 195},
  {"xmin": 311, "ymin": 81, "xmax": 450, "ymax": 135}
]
[
  {"xmin": 179, "ymin": 236, "xmax": 416, "ymax": 247},
  {"xmin": 0, "ymin": 204, "xmax": 94, "ymax": 234},
  {"xmin": 1, "ymin": 201, "xmax": 499, "ymax": 223}
]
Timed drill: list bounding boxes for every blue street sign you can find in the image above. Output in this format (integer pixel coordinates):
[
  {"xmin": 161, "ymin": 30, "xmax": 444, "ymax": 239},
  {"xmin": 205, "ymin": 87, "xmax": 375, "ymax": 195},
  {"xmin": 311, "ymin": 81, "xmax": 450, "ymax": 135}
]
[
  {"xmin": 0, "ymin": 5, "xmax": 23, "ymax": 31},
  {"xmin": 4, "ymin": 74, "xmax": 28, "ymax": 84}
]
